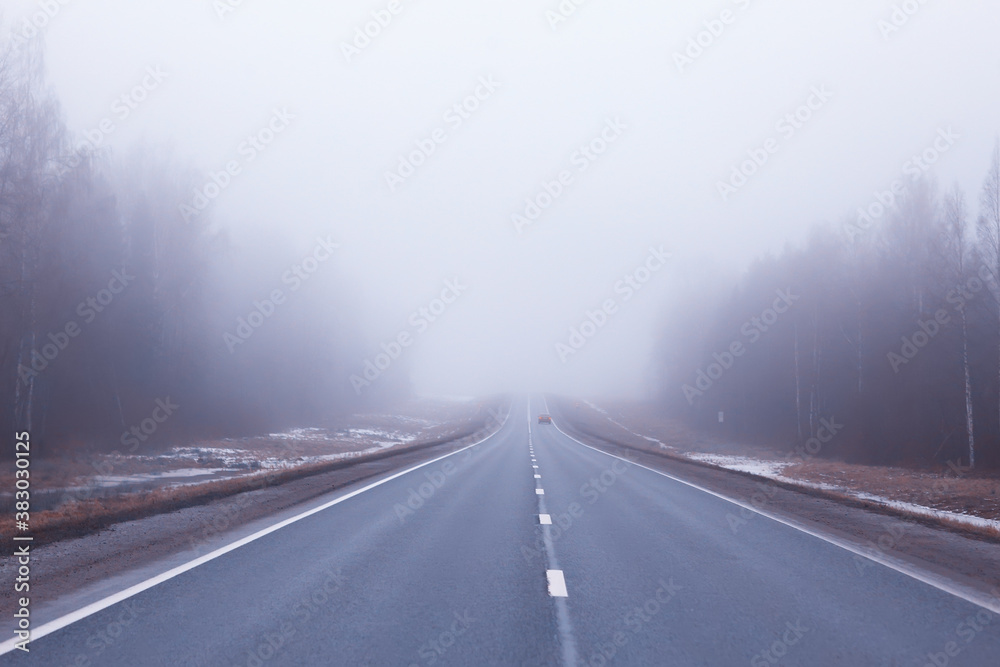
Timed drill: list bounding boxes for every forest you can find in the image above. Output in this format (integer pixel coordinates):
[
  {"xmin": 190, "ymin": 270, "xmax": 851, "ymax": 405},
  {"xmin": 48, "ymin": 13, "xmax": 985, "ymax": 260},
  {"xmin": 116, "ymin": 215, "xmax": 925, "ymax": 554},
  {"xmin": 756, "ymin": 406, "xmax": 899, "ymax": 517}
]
[
  {"xmin": 0, "ymin": 42, "xmax": 398, "ymax": 458},
  {"xmin": 659, "ymin": 138, "xmax": 1000, "ymax": 470}
]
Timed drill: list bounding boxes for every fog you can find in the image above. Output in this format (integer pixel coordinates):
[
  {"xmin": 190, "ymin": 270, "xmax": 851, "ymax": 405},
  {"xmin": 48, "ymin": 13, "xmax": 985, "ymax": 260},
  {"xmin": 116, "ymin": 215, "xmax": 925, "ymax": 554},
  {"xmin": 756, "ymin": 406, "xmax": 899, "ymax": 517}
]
[{"xmin": 6, "ymin": 0, "xmax": 1000, "ymax": 402}]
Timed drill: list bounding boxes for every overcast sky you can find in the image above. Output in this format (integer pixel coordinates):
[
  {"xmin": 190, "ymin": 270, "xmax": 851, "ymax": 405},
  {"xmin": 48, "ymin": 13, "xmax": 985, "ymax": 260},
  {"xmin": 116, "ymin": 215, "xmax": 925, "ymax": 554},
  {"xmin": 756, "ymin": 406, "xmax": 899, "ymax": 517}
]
[{"xmin": 7, "ymin": 0, "xmax": 1000, "ymax": 399}]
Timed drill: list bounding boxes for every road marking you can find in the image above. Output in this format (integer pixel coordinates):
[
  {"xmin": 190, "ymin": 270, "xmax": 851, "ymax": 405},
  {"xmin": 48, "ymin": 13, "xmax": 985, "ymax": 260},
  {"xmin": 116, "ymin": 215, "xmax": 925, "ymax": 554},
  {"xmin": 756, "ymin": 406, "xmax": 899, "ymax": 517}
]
[
  {"xmin": 536, "ymin": 488, "xmax": 545, "ymax": 495},
  {"xmin": 534, "ymin": 474, "xmax": 541, "ymax": 479},
  {"xmin": 532, "ymin": 397, "xmax": 580, "ymax": 665},
  {"xmin": 539, "ymin": 514, "xmax": 552, "ymax": 524},
  {"xmin": 0, "ymin": 408, "xmax": 513, "ymax": 656},
  {"xmin": 547, "ymin": 569, "xmax": 569, "ymax": 597},
  {"xmin": 548, "ymin": 417, "xmax": 1000, "ymax": 616}
]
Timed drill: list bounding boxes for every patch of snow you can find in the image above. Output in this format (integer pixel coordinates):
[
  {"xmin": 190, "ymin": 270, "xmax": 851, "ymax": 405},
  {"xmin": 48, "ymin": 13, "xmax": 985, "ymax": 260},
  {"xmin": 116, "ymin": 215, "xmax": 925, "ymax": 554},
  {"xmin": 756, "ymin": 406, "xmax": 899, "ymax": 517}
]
[
  {"xmin": 268, "ymin": 428, "xmax": 330, "ymax": 441},
  {"xmin": 168, "ymin": 447, "xmax": 259, "ymax": 467},
  {"xmin": 849, "ymin": 492, "xmax": 1000, "ymax": 532},
  {"xmin": 682, "ymin": 452, "xmax": 1000, "ymax": 532},
  {"xmin": 390, "ymin": 415, "xmax": 438, "ymax": 426},
  {"xmin": 687, "ymin": 453, "xmax": 792, "ymax": 478},
  {"xmin": 92, "ymin": 468, "xmax": 226, "ymax": 486},
  {"xmin": 346, "ymin": 428, "xmax": 415, "ymax": 447},
  {"xmin": 641, "ymin": 435, "xmax": 672, "ymax": 449}
]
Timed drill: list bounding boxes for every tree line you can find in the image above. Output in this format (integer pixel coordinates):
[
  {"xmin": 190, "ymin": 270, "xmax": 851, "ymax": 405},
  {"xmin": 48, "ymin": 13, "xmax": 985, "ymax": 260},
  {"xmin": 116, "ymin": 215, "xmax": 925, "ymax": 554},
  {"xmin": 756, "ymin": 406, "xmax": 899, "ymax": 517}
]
[
  {"xmin": 658, "ymin": 139, "xmax": 1000, "ymax": 470},
  {"xmin": 0, "ymin": 41, "xmax": 399, "ymax": 458}
]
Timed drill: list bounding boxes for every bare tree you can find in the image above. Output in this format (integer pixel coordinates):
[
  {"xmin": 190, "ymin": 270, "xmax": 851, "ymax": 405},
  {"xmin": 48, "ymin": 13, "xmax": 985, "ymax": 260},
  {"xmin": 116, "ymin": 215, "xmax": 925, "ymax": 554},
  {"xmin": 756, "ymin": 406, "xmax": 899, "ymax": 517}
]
[
  {"xmin": 978, "ymin": 139, "xmax": 1000, "ymax": 466},
  {"xmin": 943, "ymin": 186, "xmax": 975, "ymax": 468}
]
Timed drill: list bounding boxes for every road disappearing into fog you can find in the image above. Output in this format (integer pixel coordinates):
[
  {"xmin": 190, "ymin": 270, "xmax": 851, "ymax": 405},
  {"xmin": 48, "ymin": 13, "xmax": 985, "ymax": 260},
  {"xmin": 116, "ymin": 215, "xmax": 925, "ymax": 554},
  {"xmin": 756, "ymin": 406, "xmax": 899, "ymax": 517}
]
[{"xmin": 5, "ymin": 398, "xmax": 1000, "ymax": 666}]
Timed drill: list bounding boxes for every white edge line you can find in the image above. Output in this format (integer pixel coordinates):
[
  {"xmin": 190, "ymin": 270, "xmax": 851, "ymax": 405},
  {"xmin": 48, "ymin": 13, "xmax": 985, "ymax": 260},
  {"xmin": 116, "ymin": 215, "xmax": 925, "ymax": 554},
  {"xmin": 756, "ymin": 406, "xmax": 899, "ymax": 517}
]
[
  {"xmin": 0, "ymin": 406, "xmax": 512, "ymax": 655},
  {"xmin": 550, "ymin": 419, "xmax": 1000, "ymax": 615},
  {"xmin": 547, "ymin": 569, "xmax": 568, "ymax": 597}
]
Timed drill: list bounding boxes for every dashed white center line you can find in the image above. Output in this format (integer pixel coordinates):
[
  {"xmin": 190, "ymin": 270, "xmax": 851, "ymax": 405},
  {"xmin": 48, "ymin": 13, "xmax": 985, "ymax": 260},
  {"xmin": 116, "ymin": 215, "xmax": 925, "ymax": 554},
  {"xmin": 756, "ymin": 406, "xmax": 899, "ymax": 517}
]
[
  {"xmin": 547, "ymin": 569, "xmax": 569, "ymax": 597},
  {"xmin": 529, "ymin": 398, "xmax": 579, "ymax": 665}
]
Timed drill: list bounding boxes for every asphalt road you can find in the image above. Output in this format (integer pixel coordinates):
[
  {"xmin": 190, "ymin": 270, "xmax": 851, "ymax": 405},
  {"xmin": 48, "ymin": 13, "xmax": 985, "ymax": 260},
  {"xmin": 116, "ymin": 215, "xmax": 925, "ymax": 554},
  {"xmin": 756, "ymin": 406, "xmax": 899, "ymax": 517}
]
[{"xmin": 4, "ymin": 397, "xmax": 1000, "ymax": 665}]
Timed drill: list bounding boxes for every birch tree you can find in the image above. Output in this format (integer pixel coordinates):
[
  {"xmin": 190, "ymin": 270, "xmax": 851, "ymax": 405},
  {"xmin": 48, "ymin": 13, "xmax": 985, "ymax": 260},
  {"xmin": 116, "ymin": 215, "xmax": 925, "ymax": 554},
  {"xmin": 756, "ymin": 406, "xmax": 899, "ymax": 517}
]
[
  {"xmin": 977, "ymin": 139, "xmax": 1000, "ymax": 464},
  {"xmin": 943, "ymin": 186, "xmax": 975, "ymax": 468}
]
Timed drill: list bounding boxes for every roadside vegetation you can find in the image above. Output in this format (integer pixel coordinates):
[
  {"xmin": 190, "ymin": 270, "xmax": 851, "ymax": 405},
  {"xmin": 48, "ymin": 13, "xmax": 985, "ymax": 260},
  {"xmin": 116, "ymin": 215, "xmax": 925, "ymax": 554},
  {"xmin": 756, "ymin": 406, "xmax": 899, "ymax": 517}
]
[{"xmin": 659, "ymin": 142, "xmax": 1000, "ymax": 470}]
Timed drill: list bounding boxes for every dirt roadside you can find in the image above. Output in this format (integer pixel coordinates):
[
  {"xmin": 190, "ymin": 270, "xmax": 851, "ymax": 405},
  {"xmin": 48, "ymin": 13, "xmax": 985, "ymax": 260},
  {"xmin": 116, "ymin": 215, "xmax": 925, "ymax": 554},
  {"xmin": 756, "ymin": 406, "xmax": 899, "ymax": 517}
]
[
  {"xmin": 548, "ymin": 397, "xmax": 1000, "ymax": 600},
  {"xmin": 0, "ymin": 403, "xmax": 507, "ymax": 612}
]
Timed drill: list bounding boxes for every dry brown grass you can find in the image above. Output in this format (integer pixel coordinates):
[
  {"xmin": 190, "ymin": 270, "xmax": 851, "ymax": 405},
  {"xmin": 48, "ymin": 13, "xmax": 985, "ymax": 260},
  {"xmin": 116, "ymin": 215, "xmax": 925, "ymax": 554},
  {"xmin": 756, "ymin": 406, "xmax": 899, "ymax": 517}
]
[
  {"xmin": 552, "ymin": 397, "xmax": 1000, "ymax": 544},
  {"xmin": 2, "ymin": 420, "xmax": 491, "ymax": 547}
]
